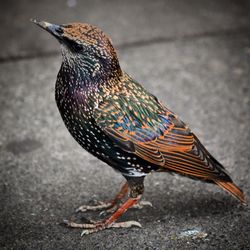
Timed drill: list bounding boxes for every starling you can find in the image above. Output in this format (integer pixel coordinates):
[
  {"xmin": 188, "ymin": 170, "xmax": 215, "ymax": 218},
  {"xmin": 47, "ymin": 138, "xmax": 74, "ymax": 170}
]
[{"xmin": 32, "ymin": 20, "xmax": 246, "ymax": 235}]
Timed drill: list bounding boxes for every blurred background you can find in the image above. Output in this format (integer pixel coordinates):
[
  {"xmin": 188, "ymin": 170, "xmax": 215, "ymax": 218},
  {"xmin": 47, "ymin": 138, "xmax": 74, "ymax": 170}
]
[{"xmin": 0, "ymin": 0, "xmax": 250, "ymax": 249}]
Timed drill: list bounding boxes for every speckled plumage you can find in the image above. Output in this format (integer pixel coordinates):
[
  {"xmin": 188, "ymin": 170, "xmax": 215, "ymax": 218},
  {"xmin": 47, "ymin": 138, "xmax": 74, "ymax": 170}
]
[{"xmin": 33, "ymin": 20, "xmax": 246, "ymax": 234}]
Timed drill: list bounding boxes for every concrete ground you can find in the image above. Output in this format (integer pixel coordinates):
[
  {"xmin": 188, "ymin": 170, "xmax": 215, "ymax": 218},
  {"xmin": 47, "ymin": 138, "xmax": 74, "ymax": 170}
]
[{"xmin": 1, "ymin": 0, "xmax": 250, "ymax": 249}]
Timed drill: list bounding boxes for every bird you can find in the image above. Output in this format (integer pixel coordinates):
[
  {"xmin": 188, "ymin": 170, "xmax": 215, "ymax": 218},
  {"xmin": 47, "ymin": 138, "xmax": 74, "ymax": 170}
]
[{"xmin": 32, "ymin": 19, "xmax": 246, "ymax": 235}]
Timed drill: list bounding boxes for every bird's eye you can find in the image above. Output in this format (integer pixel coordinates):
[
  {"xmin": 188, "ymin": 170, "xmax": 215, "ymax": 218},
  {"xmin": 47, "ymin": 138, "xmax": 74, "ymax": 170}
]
[{"xmin": 74, "ymin": 42, "xmax": 82, "ymax": 51}]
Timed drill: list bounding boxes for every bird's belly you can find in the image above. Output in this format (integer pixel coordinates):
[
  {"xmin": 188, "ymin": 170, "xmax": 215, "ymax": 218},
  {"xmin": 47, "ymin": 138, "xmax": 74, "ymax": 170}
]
[{"xmin": 56, "ymin": 101, "xmax": 158, "ymax": 177}]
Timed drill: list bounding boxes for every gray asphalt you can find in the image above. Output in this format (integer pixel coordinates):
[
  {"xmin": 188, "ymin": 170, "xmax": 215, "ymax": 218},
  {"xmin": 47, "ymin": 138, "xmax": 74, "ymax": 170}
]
[{"xmin": 0, "ymin": 0, "xmax": 250, "ymax": 249}]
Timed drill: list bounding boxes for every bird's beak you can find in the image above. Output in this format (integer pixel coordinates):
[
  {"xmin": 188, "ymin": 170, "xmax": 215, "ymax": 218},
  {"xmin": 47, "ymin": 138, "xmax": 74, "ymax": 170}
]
[{"xmin": 31, "ymin": 19, "xmax": 63, "ymax": 40}]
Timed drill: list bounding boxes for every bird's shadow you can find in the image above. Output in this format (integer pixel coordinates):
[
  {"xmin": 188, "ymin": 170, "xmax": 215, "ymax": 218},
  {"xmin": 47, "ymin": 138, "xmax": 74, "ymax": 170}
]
[{"xmin": 138, "ymin": 193, "xmax": 247, "ymax": 224}]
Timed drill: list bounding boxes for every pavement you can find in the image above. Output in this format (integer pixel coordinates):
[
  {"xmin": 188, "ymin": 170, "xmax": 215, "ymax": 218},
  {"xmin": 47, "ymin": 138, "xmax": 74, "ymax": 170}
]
[{"xmin": 0, "ymin": 0, "xmax": 250, "ymax": 249}]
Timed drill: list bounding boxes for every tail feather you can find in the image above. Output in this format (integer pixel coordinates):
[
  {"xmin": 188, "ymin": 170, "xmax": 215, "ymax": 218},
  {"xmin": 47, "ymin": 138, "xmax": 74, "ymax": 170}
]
[{"xmin": 214, "ymin": 180, "xmax": 247, "ymax": 205}]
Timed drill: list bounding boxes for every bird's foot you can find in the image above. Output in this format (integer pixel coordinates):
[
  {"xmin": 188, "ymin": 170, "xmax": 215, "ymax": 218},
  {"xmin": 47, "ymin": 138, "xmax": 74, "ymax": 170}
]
[
  {"xmin": 76, "ymin": 182, "xmax": 129, "ymax": 214},
  {"xmin": 98, "ymin": 204, "xmax": 118, "ymax": 216},
  {"xmin": 133, "ymin": 200, "xmax": 153, "ymax": 209},
  {"xmin": 76, "ymin": 201, "xmax": 119, "ymax": 217},
  {"xmin": 65, "ymin": 196, "xmax": 142, "ymax": 235},
  {"xmin": 75, "ymin": 200, "xmax": 113, "ymax": 213},
  {"xmin": 63, "ymin": 219, "xmax": 141, "ymax": 235},
  {"xmin": 99, "ymin": 200, "xmax": 152, "ymax": 217}
]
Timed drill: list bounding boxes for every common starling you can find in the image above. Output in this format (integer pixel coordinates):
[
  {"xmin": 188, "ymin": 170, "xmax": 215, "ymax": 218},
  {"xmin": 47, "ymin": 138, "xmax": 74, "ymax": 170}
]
[{"xmin": 32, "ymin": 20, "xmax": 246, "ymax": 235}]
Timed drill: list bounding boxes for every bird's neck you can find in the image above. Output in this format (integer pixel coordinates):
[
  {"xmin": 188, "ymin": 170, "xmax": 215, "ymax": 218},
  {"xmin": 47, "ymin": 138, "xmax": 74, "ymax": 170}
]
[
  {"xmin": 61, "ymin": 46, "xmax": 122, "ymax": 86},
  {"xmin": 60, "ymin": 59, "xmax": 122, "ymax": 89}
]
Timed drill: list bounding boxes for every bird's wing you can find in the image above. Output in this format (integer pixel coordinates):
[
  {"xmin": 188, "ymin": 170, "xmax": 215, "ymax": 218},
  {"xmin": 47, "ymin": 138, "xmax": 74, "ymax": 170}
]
[{"xmin": 94, "ymin": 78, "xmax": 226, "ymax": 180}]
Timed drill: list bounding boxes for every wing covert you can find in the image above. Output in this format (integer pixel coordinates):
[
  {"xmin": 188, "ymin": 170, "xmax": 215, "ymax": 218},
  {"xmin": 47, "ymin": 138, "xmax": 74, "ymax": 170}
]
[{"xmin": 93, "ymin": 76, "xmax": 226, "ymax": 180}]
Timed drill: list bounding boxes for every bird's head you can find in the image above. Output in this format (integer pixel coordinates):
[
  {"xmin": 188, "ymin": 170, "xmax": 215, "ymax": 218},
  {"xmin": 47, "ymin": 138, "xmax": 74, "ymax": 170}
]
[{"xmin": 32, "ymin": 19, "xmax": 122, "ymax": 80}]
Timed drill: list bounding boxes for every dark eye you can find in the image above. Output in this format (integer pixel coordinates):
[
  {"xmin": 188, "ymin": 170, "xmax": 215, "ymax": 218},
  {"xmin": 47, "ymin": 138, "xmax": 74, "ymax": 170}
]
[
  {"xmin": 63, "ymin": 37, "xmax": 84, "ymax": 52},
  {"xmin": 73, "ymin": 42, "xmax": 82, "ymax": 51}
]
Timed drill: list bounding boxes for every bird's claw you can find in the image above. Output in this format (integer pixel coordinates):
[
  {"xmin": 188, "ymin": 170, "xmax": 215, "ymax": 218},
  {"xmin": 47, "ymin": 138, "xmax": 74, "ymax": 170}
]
[
  {"xmin": 133, "ymin": 200, "xmax": 153, "ymax": 209},
  {"xmin": 81, "ymin": 229, "xmax": 95, "ymax": 236},
  {"xmin": 99, "ymin": 204, "xmax": 118, "ymax": 217},
  {"xmin": 99, "ymin": 210, "xmax": 108, "ymax": 217},
  {"xmin": 63, "ymin": 219, "xmax": 70, "ymax": 226},
  {"xmin": 110, "ymin": 221, "xmax": 142, "ymax": 228}
]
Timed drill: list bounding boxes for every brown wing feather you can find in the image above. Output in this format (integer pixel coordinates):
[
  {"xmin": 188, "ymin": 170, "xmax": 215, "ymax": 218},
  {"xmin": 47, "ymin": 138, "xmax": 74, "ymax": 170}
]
[{"xmin": 104, "ymin": 113, "xmax": 233, "ymax": 182}]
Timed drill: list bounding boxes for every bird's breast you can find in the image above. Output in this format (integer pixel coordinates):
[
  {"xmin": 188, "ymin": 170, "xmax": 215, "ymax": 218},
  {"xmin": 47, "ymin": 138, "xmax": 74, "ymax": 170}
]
[{"xmin": 55, "ymin": 76, "xmax": 111, "ymax": 156}]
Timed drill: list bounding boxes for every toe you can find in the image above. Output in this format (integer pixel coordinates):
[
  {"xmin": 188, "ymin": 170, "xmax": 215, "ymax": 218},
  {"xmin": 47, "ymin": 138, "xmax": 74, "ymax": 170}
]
[{"xmin": 110, "ymin": 221, "xmax": 142, "ymax": 228}]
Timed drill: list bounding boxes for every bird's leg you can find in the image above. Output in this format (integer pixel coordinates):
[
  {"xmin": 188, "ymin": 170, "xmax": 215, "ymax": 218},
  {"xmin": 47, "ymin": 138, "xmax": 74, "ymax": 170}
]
[
  {"xmin": 64, "ymin": 177, "xmax": 145, "ymax": 235},
  {"xmin": 100, "ymin": 181, "xmax": 129, "ymax": 215},
  {"xmin": 103, "ymin": 184, "xmax": 152, "ymax": 214},
  {"xmin": 65, "ymin": 195, "xmax": 142, "ymax": 235},
  {"xmin": 76, "ymin": 182, "xmax": 129, "ymax": 213}
]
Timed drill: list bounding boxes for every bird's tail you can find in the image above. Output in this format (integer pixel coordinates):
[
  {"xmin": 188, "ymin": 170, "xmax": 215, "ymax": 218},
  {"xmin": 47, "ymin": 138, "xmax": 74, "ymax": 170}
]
[
  {"xmin": 192, "ymin": 134, "xmax": 247, "ymax": 205},
  {"xmin": 214, "ymin": 180, "xmax": 247, "ymax": 205}
]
